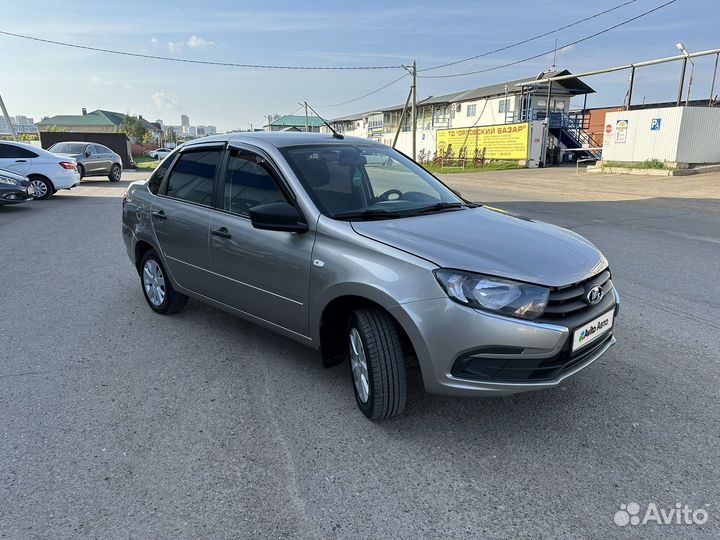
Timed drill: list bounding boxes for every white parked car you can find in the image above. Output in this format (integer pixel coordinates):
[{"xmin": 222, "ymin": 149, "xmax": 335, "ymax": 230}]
[
  {"xmin": 0, "ymin": 141, "xmax": 80, "ymax": 200},
  {"xmin": 148, "ymin": 148, "xmax": 172, "ymax": 159}
]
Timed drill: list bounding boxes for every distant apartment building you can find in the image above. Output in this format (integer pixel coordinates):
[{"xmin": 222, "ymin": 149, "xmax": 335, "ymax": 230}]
[{"xmin": 0, "ymin": 114, "xmax": 38, "ymax": 135}]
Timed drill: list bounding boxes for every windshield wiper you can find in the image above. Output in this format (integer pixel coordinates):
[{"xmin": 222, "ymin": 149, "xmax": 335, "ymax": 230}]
[
  {"xmin": 332, "ymin": 209, "xmax": 405, "ymax": 221},
  {"xmin": 405, "ymin": 201, "xmax": 478, "ymax": 215}
]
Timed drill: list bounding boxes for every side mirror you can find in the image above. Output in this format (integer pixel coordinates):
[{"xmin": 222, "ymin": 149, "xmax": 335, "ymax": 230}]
[{"xmin": 249, "ymin": 202, "xmax": 308, "ymax": 233}]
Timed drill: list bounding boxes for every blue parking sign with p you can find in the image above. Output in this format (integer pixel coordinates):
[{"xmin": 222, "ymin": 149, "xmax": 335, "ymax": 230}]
[{"xmin": 651, "ymin": 118, "xmax": 662, "ymax": 131}]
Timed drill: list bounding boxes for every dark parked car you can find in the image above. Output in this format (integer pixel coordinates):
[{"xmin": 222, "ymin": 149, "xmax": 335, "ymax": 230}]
[
  {"xmin": 48, "ymin": 142, "xmax": 123, "ymax": 182},
  {"xmin": 0, "ymin": 168, "xmax": 34, "ymax": 205}
]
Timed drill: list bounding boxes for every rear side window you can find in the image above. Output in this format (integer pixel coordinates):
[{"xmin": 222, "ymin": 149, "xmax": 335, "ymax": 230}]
[
  {"xmin": 147, "ymin": 158, "xmax": 172, "ymax": 194},
  {"xmin": 164, "ymin": 150, "xmax": 220, "ymax": 205},
  {"xmin": 223, "ymin": 150, "xmax": 286, "ymax": 216},
  {"xmin": 92, "ymin": 145, "xmax": 105, "ymax": 154},
  {"xmin": 0, "ymin": 143, "xmax": 38, "ymax": 159}
]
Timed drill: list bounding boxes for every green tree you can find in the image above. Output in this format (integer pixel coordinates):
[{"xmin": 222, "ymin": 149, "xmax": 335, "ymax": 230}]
[{"xmin": 121, "ymin": 114, "xmax": 148, "ymax": 143}]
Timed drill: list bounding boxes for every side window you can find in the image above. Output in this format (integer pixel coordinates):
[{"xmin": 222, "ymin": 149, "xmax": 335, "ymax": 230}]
[
  {"xmin": 223, "ymin": 150, "xmax": 286, "ymax": 216},
  {"xmin": 147, "ymin": 157, "xmax": 172, "ymax": 194},
  {"xmin": 93, "ymin": 145, "xmax": 105, "ymax": 154},
  {"xmin": 0, "ymin": 144, "xmax": 38, "ymax": 159},
  {"xmin": 164, "ymin": 149, "xmax": 220, "ymax": 205}
]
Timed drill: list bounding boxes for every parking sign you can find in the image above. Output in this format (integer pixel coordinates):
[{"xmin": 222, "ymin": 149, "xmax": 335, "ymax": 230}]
[{"xmin": 651, "ymin": 118, "xmax": 662, "ymax": 131}]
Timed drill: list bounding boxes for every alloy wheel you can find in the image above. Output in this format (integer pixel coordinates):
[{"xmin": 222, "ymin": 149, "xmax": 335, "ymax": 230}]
[
  {"xmin": 143, "ymin": 259, "xmax": 166, "ymax": 307},
  {"xmin": 349, "ymin": 327, "xmax": 370, "ymax": 403}
]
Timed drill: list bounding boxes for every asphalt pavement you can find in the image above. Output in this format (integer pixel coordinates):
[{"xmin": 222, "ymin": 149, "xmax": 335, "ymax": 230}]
[{"xmin": 1, "ymin": 168, "xmax": 718, "ymax": 539}]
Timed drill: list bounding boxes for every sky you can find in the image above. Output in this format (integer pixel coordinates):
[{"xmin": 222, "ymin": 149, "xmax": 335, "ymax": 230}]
[{"xmin": 1, "ymin": 0, "xmax": 718, "ymax": 132}]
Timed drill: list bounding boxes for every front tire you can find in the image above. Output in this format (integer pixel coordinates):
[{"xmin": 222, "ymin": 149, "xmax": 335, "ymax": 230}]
[
  {"xmin": 28, "ymin": 175, "xmax": 53, "ymax": 200},
  {"xmin": 77, "ymin": 164, "xmax": 85, "ymax": 179},
  {"xmin": 348, "ymin": 308, "xmax": 407, "ymax": 420},
  {"xmin": 140, "ymin": 250, "xmax": 188, "ymax": 314},
  {"xmin": 108, "ymin": 164, "xmax": 121, "ymax": 182}
]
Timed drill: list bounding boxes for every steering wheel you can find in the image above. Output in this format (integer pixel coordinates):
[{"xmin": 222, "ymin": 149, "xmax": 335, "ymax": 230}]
[{"xmin": 376, "ymin": 189, "xmax": 403, "ymax": 202}]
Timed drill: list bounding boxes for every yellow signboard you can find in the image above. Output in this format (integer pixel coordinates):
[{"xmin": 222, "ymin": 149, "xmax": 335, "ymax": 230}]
[{"xmin": 436, "ymin": 122, "xmax": 529, "ymax": 160}]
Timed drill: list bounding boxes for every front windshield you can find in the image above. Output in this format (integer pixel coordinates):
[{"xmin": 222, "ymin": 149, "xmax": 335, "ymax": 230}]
[
  {"xmin": 50, "ymin": 142, "xmax": 87, "ymax": 154},
  {"xmin": 281, "ymin": 144, "xmax": 467, "ymax": 219}
]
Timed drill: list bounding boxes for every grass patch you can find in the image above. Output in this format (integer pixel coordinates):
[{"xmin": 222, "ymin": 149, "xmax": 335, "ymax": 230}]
[
  {"xmin": 604, "ymin": 159, "xmax": 669, "ymax": 170},
  {"xmin": 133, "ymin": 155, "xmax": 160, "ymax": 170},
  {"xmin": 423, "ymin": 161, "xmax": 522, "ymax": 174}
]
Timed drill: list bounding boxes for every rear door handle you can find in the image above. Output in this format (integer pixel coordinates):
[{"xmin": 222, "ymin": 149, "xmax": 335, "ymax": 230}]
[
  {"xmin": 151, "ymin": 210, "xmax": 167, "ymax": 220},
  {"xmin": 211, "ymin": 227, "xmax": 232, "ymax": 239}
]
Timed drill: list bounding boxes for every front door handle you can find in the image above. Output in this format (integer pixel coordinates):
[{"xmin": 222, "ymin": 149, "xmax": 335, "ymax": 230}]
[
  {"xmin": 211, "ymin": 227, "xmax": 232, "ymax": 239},
  {"xmin": 151, "ymin": 210, "xmax": 167, "ymax": 220},
  {"xmin": 15, "ymin": 159, "xmax": 27, "ymax": 163}
]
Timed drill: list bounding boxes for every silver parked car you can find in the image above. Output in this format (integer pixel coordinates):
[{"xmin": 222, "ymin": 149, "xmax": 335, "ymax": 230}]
[
  {"xmin": 121, "ymin": 133, "xmax": 618, "ymax": 419},
  {"xmin": 49, "ymin": 141, "xmax": 123, "ymax": 181}
]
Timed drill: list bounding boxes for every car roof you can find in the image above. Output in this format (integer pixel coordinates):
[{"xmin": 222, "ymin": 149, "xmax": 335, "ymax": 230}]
[{"xmin": 182, "ymin": 131, "xmax": 385, "ymax": 150}]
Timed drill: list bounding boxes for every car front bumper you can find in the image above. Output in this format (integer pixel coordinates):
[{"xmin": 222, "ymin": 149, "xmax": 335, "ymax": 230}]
[{"xmin": 389, "ymin": 291, "xmax": 618, "ymax": 397}]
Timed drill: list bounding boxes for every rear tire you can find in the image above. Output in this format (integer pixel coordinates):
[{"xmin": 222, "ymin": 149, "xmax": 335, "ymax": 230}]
[
  {"xmin": 108, "ymin": 164, "xmax": 121, "ymax": 182},
  {"xmin": 28, "ymin": 175, "xmax": 53, "ymax": 200},
  {"xmin": 348, "ymin": 308, "xmax": 407, "ymax": 420},
  {"xmin": 139, "ymin": 250, "xmax": 188, "ymax": 314}
]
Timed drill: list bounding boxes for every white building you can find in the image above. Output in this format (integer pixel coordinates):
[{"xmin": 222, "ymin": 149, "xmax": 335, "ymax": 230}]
[{"xmin": 327, "ymin": 70, "xmax": 596, "ymax": 166}]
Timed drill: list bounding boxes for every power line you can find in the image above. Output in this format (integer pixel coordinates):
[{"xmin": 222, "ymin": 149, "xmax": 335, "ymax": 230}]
[
  {"xmin": 0, "ymin": 30, "xmax": 402, "ymax": 70},
  {"xmin": 421, "ymin": 0, "xmax": 640, "ymax": 72},
  {"xmin": 419, "ymin": 0, "xmax": 679, "ymax": 79},
  {"xmin": 316, "ymin": 73, "xmax": 410, "ymax": 108}
]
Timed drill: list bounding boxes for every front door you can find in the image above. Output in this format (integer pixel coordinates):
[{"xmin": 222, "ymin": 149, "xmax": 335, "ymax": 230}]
[
  {"xmin": 151, "ymin": 146, "xmax": 223, "ymax": 296},
  {"xmin": 206, "ymin": 147, "xmax": 314, "ymax": 337}
]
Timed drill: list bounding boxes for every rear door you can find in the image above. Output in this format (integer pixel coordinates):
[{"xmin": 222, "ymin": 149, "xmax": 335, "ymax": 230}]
[
  {"xmin": 151, "ymin": 144, "xmax": 223, "ymax": 296},
  {"xmin": 0, "ymin": 143, "xmax": 36, "ymax": 175},
  {"xmin": 206, "ymin": 146, "xmax": 314, "ymax": 337}
]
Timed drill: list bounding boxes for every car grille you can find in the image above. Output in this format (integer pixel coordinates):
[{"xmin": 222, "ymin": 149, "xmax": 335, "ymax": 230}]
[{"xmin": 536, "ymin": 269, "xmax": 615, "ymax": 327}]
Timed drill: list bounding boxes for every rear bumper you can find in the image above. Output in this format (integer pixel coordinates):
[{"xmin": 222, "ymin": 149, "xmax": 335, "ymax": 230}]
[
  {"xmin": 52, "ymin": 170, "xmax": 81, "ymax": 189},
  {"xmin": 389, "ymin": 291, "xmax": 618, "ymax": 397}
]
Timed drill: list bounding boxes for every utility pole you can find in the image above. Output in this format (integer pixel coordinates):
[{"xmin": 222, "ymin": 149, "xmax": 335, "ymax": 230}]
[
  {"xmin": 676, "ymin": 57, "xmax": 687, "ymax": 107},
  {"xmin": 267, "ymin": 115, "xmax": 272, "ymax": 132},
  {"xmin": 304, "ymin": 101, "xmax": 309, "ymax": 132},
  {"xmin": 0, "ymin": 94, "xmax": 17, "ymax": 141},
  {"xmin": 411, "ymin": 60, "xmax": 417, "ymax": 161}
]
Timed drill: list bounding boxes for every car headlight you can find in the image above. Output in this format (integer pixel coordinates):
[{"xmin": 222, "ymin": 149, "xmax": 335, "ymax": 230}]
[
  {"xmin": 434, "ymin": 269, "xmax": 549, "ymax": 320},
  {"xmin": 0, "ymin": 175, "xmax": 19, "ymax": 186}
]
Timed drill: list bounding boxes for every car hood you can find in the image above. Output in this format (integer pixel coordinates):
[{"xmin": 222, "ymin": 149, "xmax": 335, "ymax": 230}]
[{"xmin": 350, "ymin": 206, "xmax": 607, "ymax": 287}]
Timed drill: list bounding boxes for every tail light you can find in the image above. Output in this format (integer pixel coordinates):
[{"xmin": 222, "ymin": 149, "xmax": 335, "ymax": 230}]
[{"xmin": 59, "ymin": 161, "xmax": 77, "ymax": 170}]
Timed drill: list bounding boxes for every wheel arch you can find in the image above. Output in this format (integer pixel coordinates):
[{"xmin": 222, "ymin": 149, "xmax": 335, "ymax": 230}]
[
  {"xmin": 27, "ymin": 173, "xmax": 55, "ymax": 190},
  {"xmin": 315, "ymin": 290, "xmax": 417, "ymax": 370},
  {"xmin": 134, "ymin": 240, "xmax": 156, "ymax": 275}
]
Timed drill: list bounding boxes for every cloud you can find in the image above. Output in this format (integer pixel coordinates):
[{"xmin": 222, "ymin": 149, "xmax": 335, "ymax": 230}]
[
  {"xmin": 187, "ymin": 35, "xmax": 214, "ymax": 48},
  {"xmin": 167, "ymin": 41, "xmax": 183, "ymax": 53},
  {"xmin": 150, "ymin": 37, "xmax": 158, "ymax": 44},
  {"xmin": 152, "ymin": 92, "xmax": 181, "ymax": 111},
  {"xmin": 88, "ymin": 75, "xmax": 114, "ymax": 92}
]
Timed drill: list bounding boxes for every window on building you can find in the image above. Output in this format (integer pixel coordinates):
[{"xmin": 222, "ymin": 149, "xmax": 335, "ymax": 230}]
[
  {"xmin": 164, "ymin": 149, "xmax": 220, "ymax": 205},
  {"xmin": 466, "ymin": 104, "xmax": 477, "ymax": 117},
  {"xmin": 499, "ymin": 99, "xmax": 511, "ymax": 113}
]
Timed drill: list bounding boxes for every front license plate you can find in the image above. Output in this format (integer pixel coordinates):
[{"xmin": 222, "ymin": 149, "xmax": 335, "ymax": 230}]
[{"xmin": 572, "ymin": 309, "xmax": 614, "ymax": 352}]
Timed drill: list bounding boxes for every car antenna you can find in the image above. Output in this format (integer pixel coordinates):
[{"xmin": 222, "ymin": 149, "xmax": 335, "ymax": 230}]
[{"xmin": 304, "ymin": 102, "xmax": 344, "ymax": 139}]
